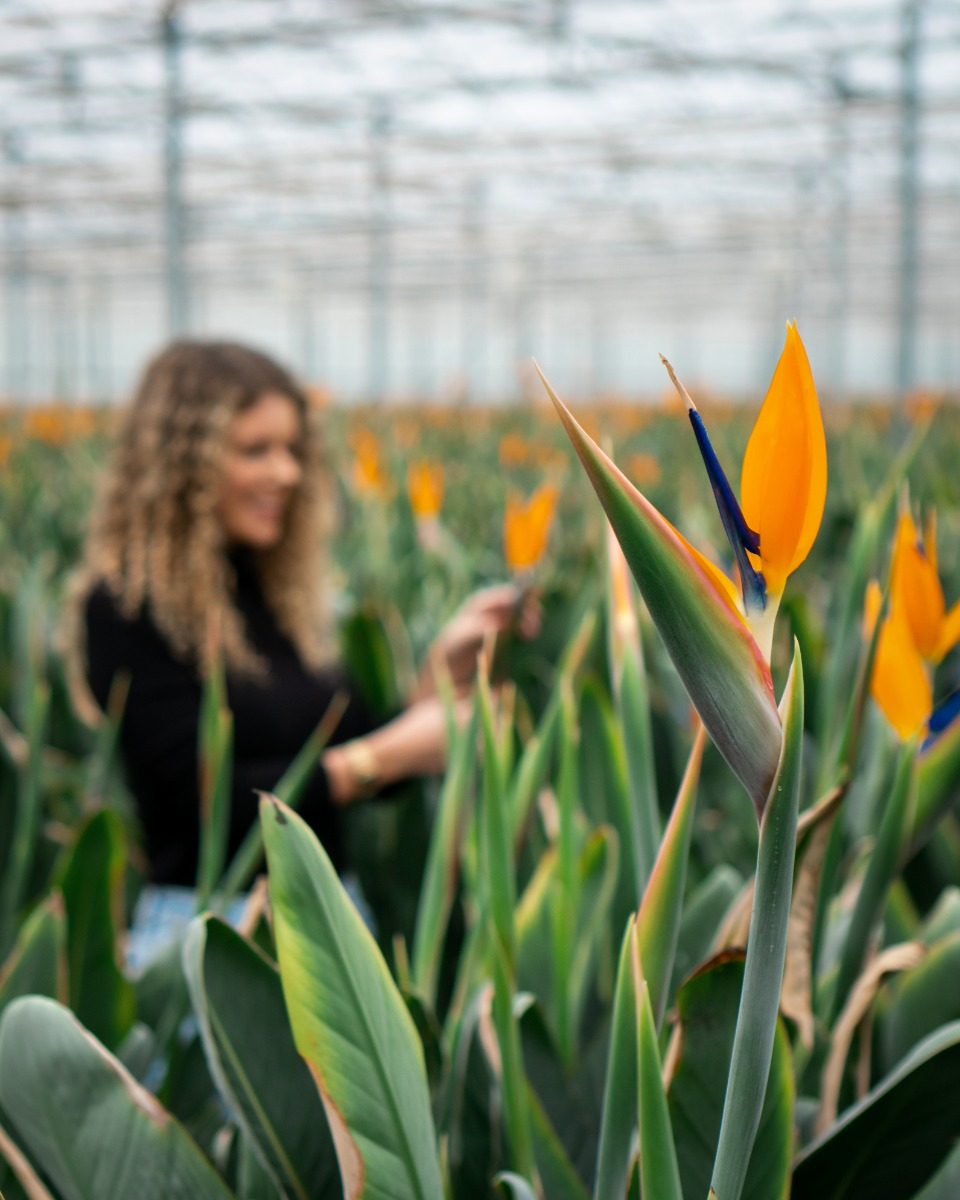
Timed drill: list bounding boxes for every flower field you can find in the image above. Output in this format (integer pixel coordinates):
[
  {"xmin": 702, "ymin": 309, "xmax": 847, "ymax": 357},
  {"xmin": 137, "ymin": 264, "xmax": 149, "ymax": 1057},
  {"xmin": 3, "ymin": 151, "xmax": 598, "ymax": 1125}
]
[{"xmin": 1, "ymin": 362, "xmax": 960, "ymax": 1199}]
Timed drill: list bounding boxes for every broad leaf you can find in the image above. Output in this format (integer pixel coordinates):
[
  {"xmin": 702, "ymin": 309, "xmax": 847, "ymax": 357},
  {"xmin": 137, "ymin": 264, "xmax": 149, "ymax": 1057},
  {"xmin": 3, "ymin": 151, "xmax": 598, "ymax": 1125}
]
[
  {"xmin": 0, "ymin": 892, "xmax": 67, "ymax": 1018},
  {"xmin": 57, "ymin": 808, "xmax": 134, "ymax": 1050},
  {"xmin": 792, "ymin": 1021, "xmax": 960, "ymax": 1199},
  {"xmin": 0, "ymin": 996, "xmax": 234, "ymax": 1200},
  {"xmin": 667, "ymin": 955, "xmax": 793, "ymax": 1200},
  {"xmin": 260, "ymin": 796, "xmax": 443, "ymax": 1200},
  {"xmin": 183, "ymin": 916, "xmax": 340, "ymax": 1199}
]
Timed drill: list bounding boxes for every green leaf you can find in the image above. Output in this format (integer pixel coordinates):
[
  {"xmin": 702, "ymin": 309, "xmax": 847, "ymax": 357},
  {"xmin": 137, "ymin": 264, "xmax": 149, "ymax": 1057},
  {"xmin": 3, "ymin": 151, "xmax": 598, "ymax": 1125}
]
[
  {"xmin": 635, "ymin": 726, "xmax": 705, "ymax": 1029},
  {"xmin": 551, "ymin": 686, "xmax": 581, "ymax": 1061},
  {"xmin": 411, "ymin": 702, "xmax": 478, "ymax": 1008},
  {"xmin": 879, "ymin": 932, "xmax": 960, "ymax": 1074},
  {"xmin": 829, "ymin": 739, "xmax": 917, "ymax": 1022},
  {"xmin": 527, "ymin": 1086, "xmax": 591, "ymax": 1200},
  {"xmin": 489, "ymin": 929, "xmax": 537, "ymax": 1184},
  {"xmin": 792, "ymin": 1021, "xmax": 960, "ymax": 1200},
  {"xmin": 339, "ymin": 607, "xmax": 400, "ymax": 719},
  {"xmin": 635, "ymin": 968, "xmax": 682, "ymax": 1200},
  {"xmin": 196, "ymin": 657, "xmax": 233, "ymax": 910},
  {"xmin": 260, "ymin": 796, "xmax": 443, "ymax": 1200},
  {"xmin": 670, "ymin": 865, "xmax": 743, "ymax": 997},
  {"xmin": 478, "ymin": 668, "xmax": 517, "ymax": 970},
  {"xmin": 914, "ymin": 718, "xmax": 960, "ymax": 848},
  {"xmin": 709, "ymin": 642, "xmax": 803, "ymax": 1200},
  {"xmin": 538, "ymin": 366, "xmax": 782, "ymax": 817},
  {"xmin": 439, "ymin": 986, "xmax": 502, "ymax": 1200},
  {"xmin": 217, "ymin": 693, "xmax": 350, "ymax": 908},
  {"xmin": 518, "ymin": 998, "xmax": 605, "ymax": 1193},
  {"xmin": 182, "ymin": 916, "xmax": 340, "ymax": 1199},
  {"xmin": 667, "ymin": 955, "xmax": 794, "ymax": 1200},
  {"xmin": 0, "ymin": 892, "xmax": 67, "ymax": 1018},
  {"xmin": 0, "ymin": 679, "xmax": 49, "ymax": 957},
  {"xmin": 577, "ymin": 677, "xmax": 640, "ymax": 931},
  {"xmin": 494, "ymin": 1174, "xmax": 538, "ymax": 1200},
  {"xmin": 593, "ymin": 917, "xmax": 640, "ymax": 1200},
  {"xmin": 57, "ymin": 808, "xmax": 135, "ymax": 1051},
  {"xmin": 0, "ymin": 996, "xmax": 235, "ymax": 1200},
  {"xmin": 606, "ymin": 527, "xmax": 660, "ymax": 889}
]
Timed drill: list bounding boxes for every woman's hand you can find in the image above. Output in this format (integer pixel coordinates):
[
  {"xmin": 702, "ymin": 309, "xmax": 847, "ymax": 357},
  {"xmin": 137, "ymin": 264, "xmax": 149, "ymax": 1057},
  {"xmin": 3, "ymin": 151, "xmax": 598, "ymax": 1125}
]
[
  {"xmin": 323, "ymin": 694, "xmax": 470, "ymax": 805},
  {"xmin": 414, "ymin": 583, "xmax": 541, "ymax": 699}
]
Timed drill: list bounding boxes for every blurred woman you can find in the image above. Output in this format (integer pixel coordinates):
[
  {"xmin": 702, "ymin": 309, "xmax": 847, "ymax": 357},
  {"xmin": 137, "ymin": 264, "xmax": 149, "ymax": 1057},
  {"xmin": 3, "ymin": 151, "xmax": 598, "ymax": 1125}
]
[{"xmin": 68, "ymin": 340, "xmax": 526, "ymax": 893}]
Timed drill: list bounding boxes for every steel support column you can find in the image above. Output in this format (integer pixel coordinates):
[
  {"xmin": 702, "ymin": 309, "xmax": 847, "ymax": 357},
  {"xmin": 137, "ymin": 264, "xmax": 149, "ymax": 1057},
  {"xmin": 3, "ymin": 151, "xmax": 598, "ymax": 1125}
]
[
  {"xmin": 897, "ymin": 0, "xmax": 923, "ymax": 397},
  {"xmin": 368, "ymin": 102, "xmax": 391, "ymax": 402},
  {"xmin": 163, "ymin": 5, "xmax": 188, "ymax": 337}
]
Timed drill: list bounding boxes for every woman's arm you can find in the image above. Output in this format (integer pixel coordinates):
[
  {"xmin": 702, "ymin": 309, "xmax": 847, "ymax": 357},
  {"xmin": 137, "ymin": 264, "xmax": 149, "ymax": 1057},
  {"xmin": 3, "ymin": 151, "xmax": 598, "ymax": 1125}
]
[{"xmin": 322, "ymin": 695, "xmax": 461, "ymax": 805}]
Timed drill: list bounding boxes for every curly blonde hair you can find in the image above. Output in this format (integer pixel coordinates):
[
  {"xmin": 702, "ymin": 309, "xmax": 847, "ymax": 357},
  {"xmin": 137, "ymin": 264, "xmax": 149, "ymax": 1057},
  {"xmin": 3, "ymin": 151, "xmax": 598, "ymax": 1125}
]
[{"xmin": 69, "ymin": 340, "xmax": 332, "ymax": 715}]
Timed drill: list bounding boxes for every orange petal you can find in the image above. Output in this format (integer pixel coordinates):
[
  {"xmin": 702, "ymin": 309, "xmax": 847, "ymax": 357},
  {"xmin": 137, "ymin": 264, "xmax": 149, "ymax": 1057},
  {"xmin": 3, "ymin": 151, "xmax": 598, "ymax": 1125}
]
[
  {"xmin": 936, "ymin": 599, "xmax": 960, "ymax": 661},
  {"xmin": 504, "ymin": 482, "xmax": 557, "ymax": 572},
  {"xmin": 740, "ymin": 322, "xmax": 826, "ymax": 595},
  {"xmin": 891, "ymin": 511, "xmax": 945, "ymax": 659},
  {"xmin": 863, "ymin": 579, "xmax": 883, "ymax": 639},
  {"xmin": 871, "ymin": 614, "xmax": 933, "ymax": 740}
]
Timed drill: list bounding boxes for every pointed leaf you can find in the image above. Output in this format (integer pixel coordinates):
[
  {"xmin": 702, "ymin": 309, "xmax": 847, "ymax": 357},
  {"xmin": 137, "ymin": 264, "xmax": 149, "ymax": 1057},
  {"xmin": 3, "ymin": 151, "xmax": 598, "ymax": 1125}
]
[
  {"xmin": 0, "ymin": 996, "xmax": 235, "ymax": 1200},
  {"xmin": 793, "ymin": 1021, "xmax": 960, "ymax": 1200},
  {"xmin": 829, "ymin": 739, "xmax": 917, "ymax": 1021},
  {"xmin": 635, "ymin": 966, "xmax": 682, "ymax": 1200},
  {"xmin": 636, "ymin": 726, "xmax": 705, "ymax": 1029},
  {"xmin": 710, "ymin": 643, "xmax": 803, "ymax": 1200},
  {"xmin": 182, "ymin": 916, "xmax": 340, "ymax": 1199},
  {"xmin": 0, "ymin": 892, "xmax": 67, "ymax": 1018},
  {"xmin": 260, "ymin": 796, "xmax": 443, "ymax": 1200},
  {"xmin": 593, "ymin": 917, "xmax": 640, "ymax": 1200},
  {"xmin": 58, "ymin": 808, "xmax": 134, "ymax": 1051},
  {"xmin": 666, "ymin": 955, "xmax": 794, "ymax": 1200}
]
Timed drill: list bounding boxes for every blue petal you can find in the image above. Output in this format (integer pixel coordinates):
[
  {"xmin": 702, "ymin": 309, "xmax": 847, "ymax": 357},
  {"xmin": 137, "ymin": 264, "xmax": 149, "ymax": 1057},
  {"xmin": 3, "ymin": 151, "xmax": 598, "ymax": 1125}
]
[
  {"xmin": 688, "ymin": 409, "xmax": 767, "ymax": 612},
  {"xmin": 922, "ymin": 688, "xmax": 960, "ymax": 752}
]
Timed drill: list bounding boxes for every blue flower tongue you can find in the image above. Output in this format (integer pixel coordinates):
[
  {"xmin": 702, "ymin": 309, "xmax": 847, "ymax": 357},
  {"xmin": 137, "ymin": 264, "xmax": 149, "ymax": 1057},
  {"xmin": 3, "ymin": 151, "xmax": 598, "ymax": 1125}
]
[
  {"xmin": 687, "ymin": 408, "xmax": 767, "ymax": 613},
  {"xmin": 923, "ymin": 688, "xmax": 960, "ymax": 751},
  {"xmin": 659, "ymin": 354, "xmax": 766, "ymax": 613}
]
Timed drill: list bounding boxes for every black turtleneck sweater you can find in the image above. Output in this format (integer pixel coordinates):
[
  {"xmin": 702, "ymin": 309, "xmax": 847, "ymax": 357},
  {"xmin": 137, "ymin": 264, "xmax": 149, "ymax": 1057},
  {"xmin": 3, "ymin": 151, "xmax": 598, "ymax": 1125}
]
[{"xmin": 84, "ymin": 557, "xmax": 379, "ymax": 885}]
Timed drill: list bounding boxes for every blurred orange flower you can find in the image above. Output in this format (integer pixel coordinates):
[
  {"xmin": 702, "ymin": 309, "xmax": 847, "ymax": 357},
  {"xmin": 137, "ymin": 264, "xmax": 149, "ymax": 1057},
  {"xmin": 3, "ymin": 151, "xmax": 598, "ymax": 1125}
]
[
  {"xmin": 0, "ymin": 434, "xmax": 11, "ymax": 467},
  {"xmin": 628, "ymin": 452, "xmax": 661, "ymax": 487},
  {"xmin": 23, "ymin": 406, "xmax": 69, "ymax": 445},
  {"xmin": 499, "ymin": 433, "xmax": 529, "ymax": 466},
  {"xmin": 407, "ymin": 460, "xmax": 444, "ymax": 519},
  {"xmin": 349, "ymin": 428, "xmax": 389, "ymax": 498},
  {"xmin": 504, "ymin": 482, "xmax": 558, "ymax": 573}
]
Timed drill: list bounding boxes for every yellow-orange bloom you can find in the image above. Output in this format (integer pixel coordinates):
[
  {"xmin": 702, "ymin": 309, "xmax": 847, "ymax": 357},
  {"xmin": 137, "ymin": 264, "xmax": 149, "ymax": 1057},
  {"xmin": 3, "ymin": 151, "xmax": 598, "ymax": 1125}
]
[
  {"xmin": 740, "ymin": 321, "xmax": 827, "ymax": 598},
  {"xmin": 349, "ymin": 429, "xmax": 389, "ymax": 498},
  {"xmin": 407, "ymin": 460, "xmax": 444, "ymax": 519},
  {"xmin": 865, "ymin": 579, "xmax": 932, "ymax": 741},
  {"xmin": 890, "ymin": 509, "xmax": 960, "ymax": 663},
  {"xmin": 504, "ymin": 482, "xmax": 558, "ymax": 573},
  {"xmin": 661, "ymin": 321, "xmax": 826, "ymax": 662},
  {"xmin": 499, "ymin": 433, "xmax": 530, "ymax": 466}
]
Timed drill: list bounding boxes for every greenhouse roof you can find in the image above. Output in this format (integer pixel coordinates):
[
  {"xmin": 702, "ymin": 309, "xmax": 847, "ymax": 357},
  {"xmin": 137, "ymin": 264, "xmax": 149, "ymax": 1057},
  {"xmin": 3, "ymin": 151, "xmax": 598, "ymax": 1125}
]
[{"xmin": 1, "ymin": 0, "xmax": 959, "ymax": 398}]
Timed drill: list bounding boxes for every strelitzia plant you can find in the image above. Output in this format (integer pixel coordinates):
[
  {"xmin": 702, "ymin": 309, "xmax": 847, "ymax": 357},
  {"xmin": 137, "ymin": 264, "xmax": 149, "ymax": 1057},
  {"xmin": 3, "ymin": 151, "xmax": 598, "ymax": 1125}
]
[
  {"xmin": 537, "ymin": 321, "xmax": 825, "ymax": 1200},
  {"xmin": 867, "ymin": 502, "xmax": 960, "ymax": 742},
  {"xmin": 536, "ymin": 322, "xmax": 826, "ymax": 819}
]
